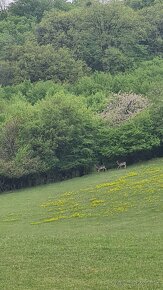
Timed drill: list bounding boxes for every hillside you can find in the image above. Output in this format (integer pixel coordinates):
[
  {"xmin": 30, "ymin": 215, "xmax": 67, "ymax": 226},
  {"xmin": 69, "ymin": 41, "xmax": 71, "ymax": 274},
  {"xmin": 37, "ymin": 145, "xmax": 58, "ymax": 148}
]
[
  {"xmin": 0, "ymin": 1, "xmax": 163, "ymax": 288},
  {"xmin": 0, "ymin": 159, "xmax": 163, "ymax": 289}
]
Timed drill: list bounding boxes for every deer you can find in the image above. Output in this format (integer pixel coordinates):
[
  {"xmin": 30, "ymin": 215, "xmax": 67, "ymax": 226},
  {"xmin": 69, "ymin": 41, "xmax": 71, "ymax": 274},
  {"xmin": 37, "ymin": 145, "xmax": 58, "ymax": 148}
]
[
  {"xmin": 116, "ymin": 161, "xmax": 126, "ymax": 169},
  {"xmin": 96, "ymin": 165, "xmax": 107, "ymax": 172}
]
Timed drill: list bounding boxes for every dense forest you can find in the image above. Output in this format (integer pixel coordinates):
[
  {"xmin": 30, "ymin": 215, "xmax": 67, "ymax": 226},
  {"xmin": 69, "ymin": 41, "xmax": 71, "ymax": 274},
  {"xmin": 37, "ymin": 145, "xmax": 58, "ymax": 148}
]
[{"xmin": 0, "ymin": 0, "xmax": 163, "ymax": 191}]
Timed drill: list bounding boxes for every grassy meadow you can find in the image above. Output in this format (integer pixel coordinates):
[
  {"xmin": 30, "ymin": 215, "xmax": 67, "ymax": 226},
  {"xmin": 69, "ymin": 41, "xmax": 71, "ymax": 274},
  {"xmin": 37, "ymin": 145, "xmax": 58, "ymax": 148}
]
[{"xmin": 0, "ymin": 158, "xmax": 163, "ymax": 290}]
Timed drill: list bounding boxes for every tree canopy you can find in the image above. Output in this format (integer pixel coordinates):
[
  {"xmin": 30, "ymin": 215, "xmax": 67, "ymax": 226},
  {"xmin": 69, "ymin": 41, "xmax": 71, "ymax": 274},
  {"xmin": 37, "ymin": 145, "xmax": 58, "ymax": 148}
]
[{"xmin": 0, "ymin": 0, "xmax": 163, "ymax": 191}]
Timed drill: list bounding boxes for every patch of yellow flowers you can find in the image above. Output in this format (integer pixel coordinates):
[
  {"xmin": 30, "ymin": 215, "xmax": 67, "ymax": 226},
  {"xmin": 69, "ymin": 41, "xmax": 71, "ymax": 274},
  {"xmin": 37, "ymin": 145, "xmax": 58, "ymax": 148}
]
[{"xmin": 30, "ymin": 165, "xmax": 162, "ymax": 225}]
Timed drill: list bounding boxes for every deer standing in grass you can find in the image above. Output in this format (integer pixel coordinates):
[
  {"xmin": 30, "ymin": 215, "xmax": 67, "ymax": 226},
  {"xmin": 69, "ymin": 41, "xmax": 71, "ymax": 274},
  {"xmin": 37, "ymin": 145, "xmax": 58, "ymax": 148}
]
[
  {"xmin": 116, "ymin": 161, "xmax": 126, "ymax": 169},
  {"xmin": 96, "ymin": 165, "xmax": 107, "ymax": 172}
]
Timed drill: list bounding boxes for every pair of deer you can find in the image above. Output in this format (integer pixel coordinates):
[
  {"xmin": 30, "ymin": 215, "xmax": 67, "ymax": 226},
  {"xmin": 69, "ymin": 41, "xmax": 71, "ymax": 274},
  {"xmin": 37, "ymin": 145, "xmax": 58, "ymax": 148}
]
[{"xmin": 96, "ymin": 161, "xmax": 126, "ymax": 172}]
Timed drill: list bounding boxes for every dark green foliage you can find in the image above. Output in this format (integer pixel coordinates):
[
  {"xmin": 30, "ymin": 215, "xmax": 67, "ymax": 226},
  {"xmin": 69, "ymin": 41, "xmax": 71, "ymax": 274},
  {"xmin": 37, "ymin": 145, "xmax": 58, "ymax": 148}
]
[
  {"xmin": 0, "ymin": 61, "xmax": 17, "ymax": 86},
  {"xmin": 0, "ymin": 43, "xmax": 89, "ymax": 85},
  {"xmin": 1, "ymin": 0, "xmax": 163, "ymax": 85},
  {"xmin": 0, "ymin": 0, "xmax": 163, "ymax": 191},
  {"xmin": 0, "ymin": 15, "xmax": 35, "ymax": 58},
  {"xmin": 124, "ymin": 0, "xmax": 156, "ymax": 10},
  {"xmin": 139, "ymin": 2, "xmax": 163, "ymax": 57},
  {"xmin": 150, "ymin": 104, "xmax": 163, "ymax": 147},
  {"xmin": 101, "ymin": 47, "xmax": 132, "ymax": 74},
  {"xmin": 36, "ymin": 2, "xmax": 147, "ymax": 72},
  {"xmin": 8, "ymin": 0, "xmax": 70, "ymax": 21}
]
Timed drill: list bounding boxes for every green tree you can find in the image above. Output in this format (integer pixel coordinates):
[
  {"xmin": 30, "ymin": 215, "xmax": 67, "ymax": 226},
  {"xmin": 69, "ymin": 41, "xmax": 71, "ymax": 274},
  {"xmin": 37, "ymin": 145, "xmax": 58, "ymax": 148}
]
[
  {"xmin": 8, "ymin": 0, "xmax": 70, "ymax": 22},
  {"xmin": 101, "ymin": 47, "xmax": 132, "ymax": 74},
  {"xmin": 23, "ymin": 93, "xmax": 99, "ymax": 174},
  {"xmin": 0, "ymin": 97, "xmax": 42, "ymax": 179},
  {"xmin": 139, "ymin": 2, "xmax": 163, "ymax": 56},
  {"xmin": 0, "ymin": 15, "xmax": 35, "ymax": 58},
  {"xmin": 97, "ymin": 111, "xmax": 160, "ymax": 163},
  {"xmin": 125, "ymin": 0, "xmax": 156, "ymax": 10},
  {"xmin": 0, "ymin": 42, "xmax": 89, "ymax": 85},
  {"xmin": 151, "ymin": 104, "xmax": 163, "ymax": 149},
  {"xmin": 37, "ymin": 2, "xmax": 147, "ymax": 72}
]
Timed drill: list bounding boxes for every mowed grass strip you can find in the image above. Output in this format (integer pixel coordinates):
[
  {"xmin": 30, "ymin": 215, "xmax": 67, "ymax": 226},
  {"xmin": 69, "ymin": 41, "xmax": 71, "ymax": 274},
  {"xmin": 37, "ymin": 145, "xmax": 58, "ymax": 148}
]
[{"xmin": 0, "ymin": 158, "xmax": 163, "ymax": 290}]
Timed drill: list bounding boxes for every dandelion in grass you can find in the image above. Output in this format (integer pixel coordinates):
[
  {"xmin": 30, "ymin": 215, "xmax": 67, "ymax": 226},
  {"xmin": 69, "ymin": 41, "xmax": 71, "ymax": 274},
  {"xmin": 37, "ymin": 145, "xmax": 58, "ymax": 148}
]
[
  {"xmin": 70, "ymin": 212, "xmax": 81, "ymax": 218},
  {"xmin": 107, "ymin": 187, "xmax": 121, "ymax": 193},
  {"xmin": 41, "ymin": 199, "xmax": 65, "ymax": 208},
  {"xmin": 63, "ymin": 191, "xmax": 74, "ymax": 197},
  {"xmin": 125, "ymin": 171, "xmax": 138, "ymax": 177},
  {"xmin": 90, "ymin": 198, "xmax": 105, "ymax": 207},
  {"xmin": 42, "ymin": 215, "xmax": 67, "ymax": 223},
  {"xmin": 114, "ymin": 206, "xmax": 128, "ymax": 213}
]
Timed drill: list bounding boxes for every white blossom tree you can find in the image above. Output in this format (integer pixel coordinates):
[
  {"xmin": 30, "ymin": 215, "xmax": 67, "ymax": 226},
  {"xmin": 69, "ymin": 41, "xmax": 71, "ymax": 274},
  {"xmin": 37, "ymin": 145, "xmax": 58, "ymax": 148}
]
[
  {"xmin": 0, "ymin": 0, "xmax": 14, "ymax": 10},
  {"xmin": 101, "ymin": 93, "xmax": 150, "ymax": 125}
]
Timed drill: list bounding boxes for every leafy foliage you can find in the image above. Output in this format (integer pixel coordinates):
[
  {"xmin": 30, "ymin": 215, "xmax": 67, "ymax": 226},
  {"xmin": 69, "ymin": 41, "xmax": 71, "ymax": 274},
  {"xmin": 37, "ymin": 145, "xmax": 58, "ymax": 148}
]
[
  {"xmin": 0, "ymin": 94, "xmax": 100, "ymax": 188},
  {"xmin": 97, "ymin": 111, "xmax": 160, "ymax": 164},
  {"xmin": 0, "ymin": 42, "xmax": 89, "ymax": 85},
  {"xmin": 8, "ymin": 0, "xmax": 70, "ymax": 21},
  {"xmin": 36, "ymin": 2, "xmax": 147, "ymax": 71},
  {"xmin": 0, "ymin": 0, "xmax": 163, "ymax": 190}
]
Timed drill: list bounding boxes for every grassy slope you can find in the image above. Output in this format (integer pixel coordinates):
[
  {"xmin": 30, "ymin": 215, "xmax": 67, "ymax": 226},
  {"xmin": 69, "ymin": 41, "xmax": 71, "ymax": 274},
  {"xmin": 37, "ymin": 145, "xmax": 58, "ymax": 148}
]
[{"xmin": 0, "ymin": 159, "xmax": 163, "ymax": 290}]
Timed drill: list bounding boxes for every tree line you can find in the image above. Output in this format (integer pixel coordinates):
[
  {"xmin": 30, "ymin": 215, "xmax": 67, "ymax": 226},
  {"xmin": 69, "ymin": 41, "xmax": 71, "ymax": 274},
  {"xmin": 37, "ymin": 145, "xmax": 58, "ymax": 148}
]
[
  {"xmin": 0, "ymin": 0, "xmax": 163, "ymax": 85},
  {"xmin": 0, "ymin": 0, "xmax": 163, "ymax": 191}
]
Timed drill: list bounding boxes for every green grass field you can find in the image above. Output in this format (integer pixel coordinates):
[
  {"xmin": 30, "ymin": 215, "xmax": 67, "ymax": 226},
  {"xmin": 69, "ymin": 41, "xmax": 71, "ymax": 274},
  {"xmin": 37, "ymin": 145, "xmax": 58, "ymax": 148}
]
[{"xmin": 0, "ymin": 159, "xmax": 163, "ymax": 290}]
